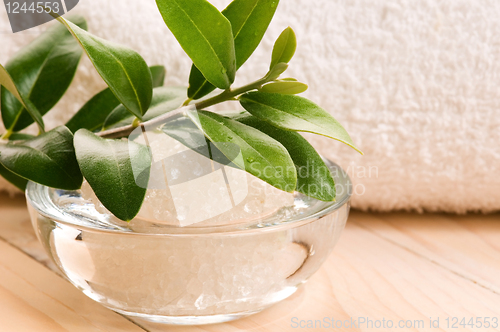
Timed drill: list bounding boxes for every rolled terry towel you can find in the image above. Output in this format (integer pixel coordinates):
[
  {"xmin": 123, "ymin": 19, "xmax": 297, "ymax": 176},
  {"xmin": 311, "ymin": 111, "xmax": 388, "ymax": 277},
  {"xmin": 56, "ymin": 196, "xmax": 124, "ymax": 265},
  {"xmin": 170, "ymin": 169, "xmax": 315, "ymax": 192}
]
[{"xmin": 1, "ymin": 0, "xmax": 499, "ymax": 213}]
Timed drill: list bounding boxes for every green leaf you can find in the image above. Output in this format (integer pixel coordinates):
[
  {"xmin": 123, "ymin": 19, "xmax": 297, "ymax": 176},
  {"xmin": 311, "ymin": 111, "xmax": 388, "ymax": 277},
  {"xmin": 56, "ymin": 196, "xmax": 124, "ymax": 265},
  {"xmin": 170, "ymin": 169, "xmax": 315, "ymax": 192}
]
[
  {"xmin": 74, "ymin": 129, "xmax": 151, "ymax": 221},
  {"xmin": 0, "ymin": 127, "xmax": 83, "ymax": 190},
  {"xmin": 188, "ymin": 0, "xmax": 280, "ymax": 100},
  {"xmin": 1, "ymin": 16, "xmax": 86, "ymax": 132},
  {"xmin": 0, "ymin": 64, "xmax": 45, "ymax": 133},
  {"xmin": 225, "ymin": 0, "xmax": 280, "ymax": 67},
  {"xmin": 55, "ymin": 16, "xmax": 153, "ymax": 119},
  {"xmin": 156, "ymin": 0, "xmax": 236, "ymax": 89},
  {"xmin": 8, "ymin": 133, "xmax": 35, "ymax": 141},
  {"xmin": 66, "ymin": 66, "xmax": 166, "ymax": 133},
  {"xmin": 161, "ymin": 115, "xmax": 237, "ymax": 167},
  {"xmin": 239, "ymin": 116, "xmax": 335, "ymax": 201},
  {"xmin": 187, "ymin": 110, "xmax": 297, "ymax": 192},
  {"xmin": 0, "ymin": 163, "xmax": 28, "ymax": 191},
  {"xmin": 270, "ymin": 27, "xmax": 296, "ymax": 69},
  {"xmin": 187, "ymin": 67, "xmax": 219, "ymax": 101},
  {"xmin": 66, "ymin": 89, "xmax": 120, "ymax": 133},
  {"xmin": 103, "ymin": 86, "xmax": 186, "ymax": 130},
  {"xmin": 260, "ymin": 81, "xmax": 308, "ymax": 94},
  {"xmin": 100, "ymin": 105, "xmax": 131, "ymax": 131},
  {"xmin": 143, "ymin": 87, "xmax": 187, "ymax": 121},
  {"xmin": 265, "ymin": 62, "xmax": 289, "ymax": 81},
  {"xmin": 240, "ymin": 92, "xmax": 363, "ymax": 154},
  {"xmin": 149, "ymin": 65, "xmax": 167, "ymax": 87}
]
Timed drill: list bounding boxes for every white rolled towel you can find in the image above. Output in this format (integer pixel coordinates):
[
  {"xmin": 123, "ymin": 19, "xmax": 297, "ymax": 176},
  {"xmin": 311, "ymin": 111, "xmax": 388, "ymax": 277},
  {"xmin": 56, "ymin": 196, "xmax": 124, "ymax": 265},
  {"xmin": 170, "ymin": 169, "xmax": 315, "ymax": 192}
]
[{"xmin": 1, "ymin": 0, "xmax": 499, "ymax": 213}]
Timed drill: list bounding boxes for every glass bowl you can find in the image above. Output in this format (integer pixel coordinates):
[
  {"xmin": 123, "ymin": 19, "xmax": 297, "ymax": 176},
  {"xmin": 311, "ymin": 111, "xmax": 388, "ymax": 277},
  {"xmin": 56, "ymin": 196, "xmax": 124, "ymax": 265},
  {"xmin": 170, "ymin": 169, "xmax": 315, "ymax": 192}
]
[{"xmin": 26, "ymin": 159, "xmax": 351, "ymax": 325}]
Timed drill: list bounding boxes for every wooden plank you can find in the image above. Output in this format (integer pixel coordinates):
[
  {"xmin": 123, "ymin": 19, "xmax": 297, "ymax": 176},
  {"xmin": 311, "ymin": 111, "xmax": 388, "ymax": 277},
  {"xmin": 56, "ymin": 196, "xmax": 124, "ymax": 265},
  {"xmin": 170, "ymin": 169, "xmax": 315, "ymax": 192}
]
[
  {"xmin": 350, "ymin": 211, "xmax": 500, "ymax": 294},
  {"xmin": 0, "ymin": 193, "xmax": 54, "ymax": 270},
  {"xmin": 323, "ymin": 222, "xmax": 500, "ymax": 332},
  {"xmin": 0, "ymin": 239, "xmax": 145, "ymax": 332},
  {"xmin": 1, "ymin": 195, "xmax": 499, "ymax": 331}
]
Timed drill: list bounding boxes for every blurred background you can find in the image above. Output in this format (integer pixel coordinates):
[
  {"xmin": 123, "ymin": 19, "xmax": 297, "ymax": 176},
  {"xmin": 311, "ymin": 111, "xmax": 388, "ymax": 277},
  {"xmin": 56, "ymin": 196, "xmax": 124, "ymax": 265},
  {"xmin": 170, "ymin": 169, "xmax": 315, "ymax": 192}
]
[{"xmin": 1, "ymin": 0, "xmax": 499, "ymax": 213}]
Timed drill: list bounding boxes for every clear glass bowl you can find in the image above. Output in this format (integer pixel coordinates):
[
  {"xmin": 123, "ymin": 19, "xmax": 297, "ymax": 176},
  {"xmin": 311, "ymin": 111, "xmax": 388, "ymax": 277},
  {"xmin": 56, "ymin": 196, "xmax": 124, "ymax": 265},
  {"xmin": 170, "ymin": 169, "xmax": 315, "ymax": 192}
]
[{"xmin": 26, "ymin": 159, "xmax": 351, "ymax": 325}]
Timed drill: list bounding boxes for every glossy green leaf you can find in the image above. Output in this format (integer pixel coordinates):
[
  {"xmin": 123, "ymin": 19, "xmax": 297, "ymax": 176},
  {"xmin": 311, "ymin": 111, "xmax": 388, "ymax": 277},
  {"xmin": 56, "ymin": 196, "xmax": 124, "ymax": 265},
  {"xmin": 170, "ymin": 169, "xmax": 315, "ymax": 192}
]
[
  {"xmin": 143, "ymin": 87, "xmax": 187, "ymax": 121},
  {"xmin": 161, "ymin": 115, "xmax": 237, "ymax": 167},
  {"xmin": 188, "ymin": 0, "xmax": 280, "ymax": 100},
  {"xmin": 149, "ymin": 65, "xmax": 166, "ymax": 87},
  {"xmin": 0, "ymin": 127, "xmax": 82, "ymax": 190},
  {"xmin": 66, "ymin": 89, "xmax": 120, "ymax": 133},
  {"xmin": 74, "ymin": 129, "xmax": 151, "ymax": 221},
  {"xmin": 0, "ymin": 64, "xmax": 44, "ymax": 133},
  {"xmin": 265, "ymin": 62, "xmax": 289, "ymax": 81},
  {"xmin": 0, "ymin": 163, "xmax": 28, "ymax": 191},
  {"xmin": 270, "ymin": 27, "xmax": 296, "ymax": 69},
  {"xmin": 103, "ymin": 86, "xmax": 186, "ymax": 130},
  {"xmin": 66, "ymin": 66, "xmax": 166, "ymax": 133},
  {"xmin": 260, "ymin": 81, "xmax": 308, "ymax": 94},
  {"xmin": 240, "ymin": 92, "xmax": 363, "ymax": 154},
  {"xmin": 156, "ymin": 0, "xmax": 236, "ymax": 89},
  {"xmin": 187, "ymin": 68, "xmax": 219, "ymax": 101},
  {"xmin": 56, "ymin": 16, "xmax": 153, "ymax": 119},
  {"xmin": 100, "ymin": 105, "xmax": 131, "ymax": 131},
  {"xmin": 162, "ymin": 115, "xmax": 208, "ymax": 150},
  {"xmin": 187, "ymin": 110, "xmax": 297, "ymax": 192},
  {"xmin": 1, "ymin": 16, "xmax": 86, "ymax": 132},
  {"xmin": 8, "ymin": 133, "xmax": 35, "ymax": 141},
  {"xmin": 239, "ymin": 116, "xmax": 335, "ymax": 201},
  {"xmin": 225, "ymin": 0, "xmax": 280, "ymax": 67}
]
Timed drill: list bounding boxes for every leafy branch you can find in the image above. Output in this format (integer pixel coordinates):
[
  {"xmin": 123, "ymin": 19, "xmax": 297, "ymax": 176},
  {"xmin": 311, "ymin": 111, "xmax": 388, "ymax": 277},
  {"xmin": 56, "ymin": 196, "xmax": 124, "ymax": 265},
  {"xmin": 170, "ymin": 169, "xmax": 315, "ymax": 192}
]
[
  {"xmin": 98, "ymin": 63, "xmax": 289, "ymax": 139},
  {"xmin": 0, "ymin": 0, "xmax": 362, "ymax": 222}
]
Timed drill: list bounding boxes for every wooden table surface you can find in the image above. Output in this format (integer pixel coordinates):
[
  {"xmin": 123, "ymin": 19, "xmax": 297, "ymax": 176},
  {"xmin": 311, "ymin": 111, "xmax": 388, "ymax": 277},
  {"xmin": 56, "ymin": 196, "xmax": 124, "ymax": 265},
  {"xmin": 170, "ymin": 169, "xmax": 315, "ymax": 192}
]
[{"xmin": 0, "ymin": 193, "xmax": 499, "ymax": 332}]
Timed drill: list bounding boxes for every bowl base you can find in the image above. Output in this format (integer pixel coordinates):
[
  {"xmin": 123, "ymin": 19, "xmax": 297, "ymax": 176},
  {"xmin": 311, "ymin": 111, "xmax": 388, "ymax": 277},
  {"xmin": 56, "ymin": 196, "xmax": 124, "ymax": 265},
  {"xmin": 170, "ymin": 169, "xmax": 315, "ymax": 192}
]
[
  {"xmin": 109, "ymin": 286, "xmax": 299, "ymax": 326},
  {"xmin": 112, "ymin": 308, "xmax": 264, "ymax": 325}
]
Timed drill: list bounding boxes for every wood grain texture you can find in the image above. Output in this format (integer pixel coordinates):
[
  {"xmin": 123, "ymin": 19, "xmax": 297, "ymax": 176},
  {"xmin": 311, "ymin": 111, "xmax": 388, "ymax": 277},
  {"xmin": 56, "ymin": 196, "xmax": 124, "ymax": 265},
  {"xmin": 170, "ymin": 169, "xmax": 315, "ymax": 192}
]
[
  {"xmin": 350, "ymin": 212, "xmax": 500, "ymax": 295},
  {"xmin": 0, "ymin": 194, "xmax": 499, "ymax": 332},
  {"xmin": 0, "ymin": 239, "xmax": 146, "ymax": 331},
  {"xmin": 324, "ymin": 219, "xmax": 500, "ymax": 332},
  {"xmin": 0, "ymin": 193, "xmax": 55, "ymax": 270}
]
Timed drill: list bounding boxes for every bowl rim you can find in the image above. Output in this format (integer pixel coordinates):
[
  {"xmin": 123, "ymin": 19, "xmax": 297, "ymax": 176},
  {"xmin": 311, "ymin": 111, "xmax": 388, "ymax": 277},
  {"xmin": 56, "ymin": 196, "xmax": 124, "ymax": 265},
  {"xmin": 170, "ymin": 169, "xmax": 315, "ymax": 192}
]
[{"xmin": 26, "ymin": 159, "xmax": 352, "ymax": 237}]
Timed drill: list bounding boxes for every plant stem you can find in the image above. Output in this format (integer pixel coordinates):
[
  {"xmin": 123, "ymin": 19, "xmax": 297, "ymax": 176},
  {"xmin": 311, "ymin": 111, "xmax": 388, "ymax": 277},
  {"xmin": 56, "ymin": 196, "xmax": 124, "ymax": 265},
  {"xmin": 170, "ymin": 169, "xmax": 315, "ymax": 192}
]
[
  {"xmin": 97, "ymin": 107, "xmax": 189, "ymax": 138},
  {"xmin": 132, "ymin": 117, "xmax": 141, "ymax": 128},
  {"xmin": 98, "ymin": 75, "xmax": 273, "ymax": 139},
  {"xmin": 0, "ymin": 129, "xmax": 13, "ymax": 140},
  {"xmin": 182, "ymin": 98, "xmax": 193, "ymax": 106},
  {"xmin": 194, "ymin": 78, "xmax": 267, "ymax": 110}
]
